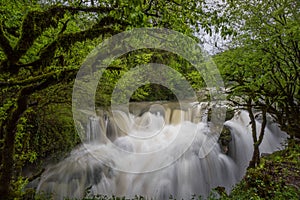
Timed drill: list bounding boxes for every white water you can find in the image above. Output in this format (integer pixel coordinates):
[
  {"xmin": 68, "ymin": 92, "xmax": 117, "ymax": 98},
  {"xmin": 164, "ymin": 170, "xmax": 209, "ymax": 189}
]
[{"xmin": 37, "ymin": 103, "xmax": 288, "ymax": 200}]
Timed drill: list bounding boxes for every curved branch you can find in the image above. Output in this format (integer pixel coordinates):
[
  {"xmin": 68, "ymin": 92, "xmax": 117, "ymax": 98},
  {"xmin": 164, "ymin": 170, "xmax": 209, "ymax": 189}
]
[
  {"xmin": 0, "ymin": 68, "xmax": 77, "ymax": 87},
  {"xmin": 0, "ymin": 24, "xmax": 14, "ymax": 59},
  {"xmin": 4, "ymin": 5, "xmax": 115, "ymax": 71}
]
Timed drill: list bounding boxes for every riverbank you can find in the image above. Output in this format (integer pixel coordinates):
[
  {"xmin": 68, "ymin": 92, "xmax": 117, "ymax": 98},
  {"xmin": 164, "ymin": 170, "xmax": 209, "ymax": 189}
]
[{"xmin": 217, "ymin": 139, "xmax": 300, "ymax": 200}]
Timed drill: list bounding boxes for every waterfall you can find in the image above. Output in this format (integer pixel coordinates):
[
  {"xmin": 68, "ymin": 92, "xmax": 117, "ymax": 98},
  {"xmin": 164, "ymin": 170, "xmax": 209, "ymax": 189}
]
[
  {"xmin": 37, "ymin": 103, "xmax": 288, "ymax": 200},
  {"xmin": 86, "ymin": 116, "xmax": 101, "ymax": 143},
  {"xmin": 224, "ymin": 110, "xmax": 288, "ymax": 180}
]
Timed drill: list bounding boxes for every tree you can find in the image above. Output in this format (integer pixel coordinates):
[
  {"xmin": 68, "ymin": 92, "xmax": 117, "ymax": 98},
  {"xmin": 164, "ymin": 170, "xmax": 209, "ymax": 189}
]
[
  {"xmin": 0, "ymin": 0, "xmax": 226, "ymax": 198},
  {"xmin": 215, "ymin": 0, "xmax": 300, "ymax": 167},
  {"xmin": 215, "ymin": 46, "xmax": 272, "ymax": 167}
]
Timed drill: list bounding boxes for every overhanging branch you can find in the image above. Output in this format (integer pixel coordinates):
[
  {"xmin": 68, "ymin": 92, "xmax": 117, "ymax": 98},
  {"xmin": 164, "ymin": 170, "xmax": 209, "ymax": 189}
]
[
  {"xmin": 2, "ymin": 5, "xmax": 116, "ymax": 72},
  {"xmin": 0, "ymin": 68, "xmax": 77, "ymax": 87}
]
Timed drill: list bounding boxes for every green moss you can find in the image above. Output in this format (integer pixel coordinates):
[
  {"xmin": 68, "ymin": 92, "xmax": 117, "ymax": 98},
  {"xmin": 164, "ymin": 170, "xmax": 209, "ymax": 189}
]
[{"xmin": 218, "ymin": 140, "xmax": 300, "ymax": 200}]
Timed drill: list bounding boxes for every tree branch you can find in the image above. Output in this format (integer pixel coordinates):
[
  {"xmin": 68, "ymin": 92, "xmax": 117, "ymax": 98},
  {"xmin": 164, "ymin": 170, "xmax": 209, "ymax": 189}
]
[
  {"xmin": 13, "ymin": 16, "xmax": 127, "ymax": 71},
  {"xmin": 0, "ymin": 68, "xmax": 77, "ymax": 87},
  {"xmin": 257, "ymin": 109, "xmax": 267, "ymax": 146},
  {"xmin": 3, "ymin": 5, "xmax": 115, "ymax": 72},
  {"xmin": 0, "ymin": 24, "xmax": 14, "ymax": 59}
]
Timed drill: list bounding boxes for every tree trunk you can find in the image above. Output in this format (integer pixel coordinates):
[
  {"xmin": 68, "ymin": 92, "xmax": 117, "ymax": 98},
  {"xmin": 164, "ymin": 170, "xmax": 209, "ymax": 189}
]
[
  {"xmin": 249, "ymin": 144, "xmax": 260, "ymax": 168},
  {"xmin": 0, "ymin": 91, "xmax": 28, "ymax": 199},
  {"xmin": 0, "ymin": 128, "xmax": 16, "ymax": 199},
  {"xmin": 247, "ymin": 99, "xmax": 257, "ymax": 168},
  {"xmin": 248, "ymin": 105, "xmax": 267, "ymax": 168}
]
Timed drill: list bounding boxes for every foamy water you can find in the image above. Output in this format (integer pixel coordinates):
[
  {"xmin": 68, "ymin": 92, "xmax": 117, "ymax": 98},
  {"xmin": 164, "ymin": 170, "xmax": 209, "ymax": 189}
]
[{"xmin": 37, "ymin": 103, "xmax": 288, "ymax": 199}]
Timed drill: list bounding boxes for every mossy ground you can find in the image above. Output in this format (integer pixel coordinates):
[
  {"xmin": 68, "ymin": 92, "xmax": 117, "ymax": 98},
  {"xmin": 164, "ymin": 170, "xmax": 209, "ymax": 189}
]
[{"xmin": 216, "ymin": 139, "xmax": 300, "ymax": 200}]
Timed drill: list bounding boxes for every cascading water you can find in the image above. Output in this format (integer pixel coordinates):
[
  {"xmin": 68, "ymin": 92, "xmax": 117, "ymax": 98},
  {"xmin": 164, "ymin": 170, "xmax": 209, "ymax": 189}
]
[
  {"xmin": 224, "ymin": 110, "xmax": 288, "ymax": 180},
  {"xmin": 37, "ymin": 103, "xmax": 288, "ymax": 200}
]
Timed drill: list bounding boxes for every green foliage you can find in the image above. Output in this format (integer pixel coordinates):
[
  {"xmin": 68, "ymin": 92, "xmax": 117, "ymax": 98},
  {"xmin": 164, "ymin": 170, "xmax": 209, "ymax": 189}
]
[
  {"xmin": 216, "ymin": 0, "xmax": 300, "ymax": 137},
  {"xmin": 214, "ymin": 0, "xmax": 300, "ymax": 190},
  {"xmin": 94, "ymin": 49, "xmax": 206, "ymax": 106},
  {"xmin": 10, "ymin": 176, "xmax": 29, "ymax": 199},
  {"xmin": 28, "ymin": 104, "xmax": 80, "ymax": 161},
  {"xmin": 214, "ymin": 141, "xmax": 300, "ymax": 200},
  {"xmin": 0, "ymin": 0, "xmax": 228, "ymax": 198},
  {"xmin": 226, "ymin": 171, "xmax": 299, "ymax": 199},
  {"xmin": 15, "ymin": 111, "xmax": 38, "ymax": 168},
  {"xmin": 0, "ymin": 99, "xmax": 14, "ymax": 121}
]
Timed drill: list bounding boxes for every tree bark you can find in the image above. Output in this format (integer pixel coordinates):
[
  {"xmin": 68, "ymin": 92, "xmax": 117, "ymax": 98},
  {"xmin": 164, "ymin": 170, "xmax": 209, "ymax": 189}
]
[
  {"xmin": 249, "ymin": 146, "xmax": 260, "ymax": 168},
  {"xmin": 248, "ymin": 104, "xmax": 267, "ymax": 168},
  {"xmin": 0, "ymin": 90, "xmax": 29, "ymax": 199},
  {"xmin": 247, "ymin": 100, "xmax": 258, "ymax": 168}
]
